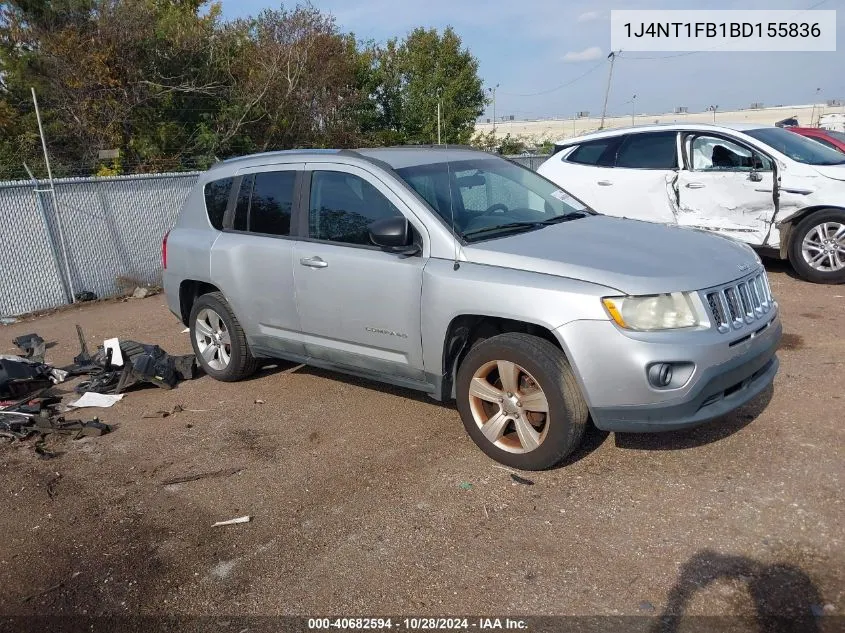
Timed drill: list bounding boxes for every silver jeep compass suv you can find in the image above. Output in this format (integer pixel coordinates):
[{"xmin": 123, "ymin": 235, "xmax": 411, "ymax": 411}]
[{"xmin": 163, "ymin": 147, "xmax": 781, "ymax": 470}]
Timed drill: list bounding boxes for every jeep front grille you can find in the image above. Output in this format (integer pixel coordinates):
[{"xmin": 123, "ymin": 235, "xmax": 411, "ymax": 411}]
[{"xmin": 704, "ymin": 271, "xmax": 774, "ymax": 333}]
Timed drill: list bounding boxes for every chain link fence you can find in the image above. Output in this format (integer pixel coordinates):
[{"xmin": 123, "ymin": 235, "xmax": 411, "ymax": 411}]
[
  {"xmin": 505, "ymin": 154, "xmax": 550, "ymax": 171},
  {"xmin": 0, "ymin": 172, "xmax": 199, "ymax": 317}
]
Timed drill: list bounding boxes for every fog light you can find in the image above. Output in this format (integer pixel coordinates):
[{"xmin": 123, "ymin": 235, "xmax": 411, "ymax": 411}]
[{"xmin": 648, "ymin": 363, "xmax": 673, "ymax": 388}]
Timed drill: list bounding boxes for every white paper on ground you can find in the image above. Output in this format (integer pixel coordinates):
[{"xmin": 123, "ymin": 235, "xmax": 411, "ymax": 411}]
[
  {"xmin": 68, "ymin": 392, "xmax": 125, "ymax": 408},
  {"xmin": 212, "ymin": 515, "xmax": 251, "ymax": 527},
  {"xmin": 103, "ymin": 338, "xmax": 124, "ymax": 366},
  {"xmin": 181, "ymin": 328, "xmax": 190, "ymax": 334}
]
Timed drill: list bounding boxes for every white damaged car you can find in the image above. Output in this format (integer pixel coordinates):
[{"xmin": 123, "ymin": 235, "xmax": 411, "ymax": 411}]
[{"xmin": 538, "ymin": 123, "xmax": 845, "ymax": 283}]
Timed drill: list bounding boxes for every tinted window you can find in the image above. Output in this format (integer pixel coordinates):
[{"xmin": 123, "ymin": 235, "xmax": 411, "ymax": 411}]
[
  {"xmin": 249, "ymin": 171, "xmax": 295, "ymax": 236},
  {"xmin": 233, "ymin": 175, "xmax": 251, "ymax": 231},
  {"xmin": 567, "ymin": 138, "xmax": 619, "ymax": 166},
  {"xmin": 745, "ymin": 127, "xmax": 845, "ymax": 165},
  {"xmin": 203, "ymin": 178, "xmax": 233, "ymax": 230},
  {"xmin": 309, "ymin": 171, "xmax": 402, "ymax": 245},
  {"xmin": 808, "ymin": 136, "xmax": 844, "ymax": 153},
  {"xmin": 615, "ymin": 132, "xmax": 678, "ymax": 169},
  {"xmin": 689, "ymin": 135, "xmax": 772, "ymax": 172}
]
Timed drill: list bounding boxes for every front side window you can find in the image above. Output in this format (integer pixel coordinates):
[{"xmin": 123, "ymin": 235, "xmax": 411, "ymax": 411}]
[
  {"xmin": 309, "ymin": 171, "xmax": 403, "ymax": 245},
  {"xmin": 615, "ymin": 132, "xmax": 678, "ymax": 169},
  {"xmin": 203, "ymin": 177, "xmax": 234, "ymax": 230},
  {"xmin": 231, "ymin": 171, "xmax": 296, "ymax": 236},
  {"xmin": 689, "ymin": 135, "xmax": 772, "ymax": 172}
]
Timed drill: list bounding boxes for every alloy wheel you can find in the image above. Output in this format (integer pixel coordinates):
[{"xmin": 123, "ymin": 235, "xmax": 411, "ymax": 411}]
[
  {"xmin": 802, "ymin": 221, "xmax": 845, "ymax": 272},
  {"xmin": 194, "ymin": 308, "xmax": 232, "ymax": 371},
  {"xmin": 467, "ymin": 360, "xmax": 550, "ymax": 454}
]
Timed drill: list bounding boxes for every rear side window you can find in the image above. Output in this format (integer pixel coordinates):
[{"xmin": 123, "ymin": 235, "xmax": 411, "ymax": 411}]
[
  {"xmin": 203, "ymin": 178, "xmax": 234, "ymax": 230},
  {"xmin": 232, "ymin": 171, "xmax": 296, "ymax": 236},
  {"xmin": 566, "ymin": 138, "xmax": 620, "ymax": 167},
  {"xmin": 615, "ymin": 132, "xmax": 679, "ymax": 169}
]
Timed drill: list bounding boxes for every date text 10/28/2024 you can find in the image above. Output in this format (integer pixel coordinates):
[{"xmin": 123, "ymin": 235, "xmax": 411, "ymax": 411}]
[{"xmin": 308, "ymin": 618, "xmax": 528, "ymax": 631}]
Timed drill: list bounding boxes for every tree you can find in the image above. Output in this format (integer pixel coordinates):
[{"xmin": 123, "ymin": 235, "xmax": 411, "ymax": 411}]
[{"xmin": 368, "ymin": 27, "xmax": 485, "ymax": 145}]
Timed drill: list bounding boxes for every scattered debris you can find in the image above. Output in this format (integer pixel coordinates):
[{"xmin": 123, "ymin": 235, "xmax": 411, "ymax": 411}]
[
  {"xmin": 161, "ymin": 467, "xmax": 244, "ymax": 486},
  {"xmin": 131, "ymin": 287, "xmax": 152, "ymax": 299},
  {"xmin": 0, "ymin": 317, "xmax": 19, "ymax": 326},
  {"xmin": 46, "ymin": 473, "xmax": 62, "ymax": 497},
  {"xmin": 67, "ymin": 392, "xmax": 124, "ymax": 409},
  {"xmin": 74, "ymin": 291, "xmax": 97, "ymax": 302},
  {"xmin": 212, "ymin": 515, "xmax": 251, "ymax": 527},
  {"xmin": 0, "ymin": 356, "xmax": 67, "ymax": 400},
  {"xmin": 181, "ymin": 327, "xmax": 190, "ymax": 334},
  {"xmin": 70, "ymin": 327, "xmax": 198, "ymax": 395},
  {"xmin": 13, "ymin": 333, "xmax": 47, "ymax": 363},
  {"xmin": 510, "ymin": 473, "xmax": 535, "ymax": 486},
  {"xmin": 21, "ymin": 571, "xmax": 82, "ymax": 603},
  {"xmin": 483, "ymin": 504, "xmax": 489, "ymax": 519},
  {"xmin": 492, "ymin": 464, "xmax": 522, "ymax": 475},
  {"xmin": 35, "ymin": 440, "xmax": 59, "ymax": 460},
  {"xmin": 638, "ymin": 601, "xmax": 656, "ymax": 613},
  {"xmin": 459, "ymin": 482, "xmax": 473, "ymax": 490},
  {"xmin": 254, "ymin": 399, "xmax": 265, "ymax": 404}
]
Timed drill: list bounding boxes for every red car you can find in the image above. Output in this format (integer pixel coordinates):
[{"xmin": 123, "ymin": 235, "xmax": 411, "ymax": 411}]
[{"xmin": 787, "ymin": 127, "xmax": 845, "ymax": 153}]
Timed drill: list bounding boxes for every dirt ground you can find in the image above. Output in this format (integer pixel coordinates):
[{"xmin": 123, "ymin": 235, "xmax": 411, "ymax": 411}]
[{"xmin": 0, "ymin": 260, "xmax": 843, "ymax": 630}]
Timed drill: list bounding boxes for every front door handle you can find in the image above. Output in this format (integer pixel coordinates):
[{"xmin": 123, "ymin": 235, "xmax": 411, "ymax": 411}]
[
  {"xmin": 597, "ymin": 180, "xmax": 613, "ymax": 186},
  {"xmin": 685, "ymin": 182, "xmax": 705, "ymax": 189},
  {"xmin": 300, "ymin": 256, "xmax": 328, "ymax": 269}
]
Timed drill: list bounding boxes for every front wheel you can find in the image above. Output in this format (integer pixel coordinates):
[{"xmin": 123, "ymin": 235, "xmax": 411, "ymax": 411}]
[
  {"xmin": 788, "ymin": 209, "xmax": 845, "ymax": 284},
  {"xmin": 455, "ymin": 333, "xmax": 588, "ymax": 471}
]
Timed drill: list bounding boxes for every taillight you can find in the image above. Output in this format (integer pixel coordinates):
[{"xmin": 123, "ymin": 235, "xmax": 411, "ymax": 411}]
[{"xmin": 162, "ymin": 231, "xmax": 169, "ymax": 270}]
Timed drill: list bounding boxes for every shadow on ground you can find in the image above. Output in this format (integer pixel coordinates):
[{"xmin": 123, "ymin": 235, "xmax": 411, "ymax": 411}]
[{"xmin": 652, "ymin": 549, "xmax": 825, "ymax": 633}]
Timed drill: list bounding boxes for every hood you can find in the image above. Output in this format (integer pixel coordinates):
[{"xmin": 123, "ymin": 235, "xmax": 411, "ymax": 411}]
[
  {"xmin": 812, "ymin": 164, "xmax": 845, "ymax": 182},
  {"xmin": 463, "ymin": 215, "xmax": 760, "ymax": 295}
]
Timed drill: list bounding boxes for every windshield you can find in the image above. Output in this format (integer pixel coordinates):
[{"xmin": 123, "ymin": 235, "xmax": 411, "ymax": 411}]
[
  {"xmin": 745, "ymin": 127, "xmax": 845, "ymax": 166},
  {"xmin": 394, "ymin": 157, "xmax": 592, "ymax": 242},
  {"xmin": 826, "ymin": 130, "xmax": 845, "ymax": 144}
]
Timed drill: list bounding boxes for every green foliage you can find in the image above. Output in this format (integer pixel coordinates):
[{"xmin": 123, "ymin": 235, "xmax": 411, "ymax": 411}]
[
  {"xmin": 498, "ymin": 134, "xmax": 528, "ymax": 155},
  {"xmin": 0, "ymin": 2, "xmax": 486, "ymax": 178}
]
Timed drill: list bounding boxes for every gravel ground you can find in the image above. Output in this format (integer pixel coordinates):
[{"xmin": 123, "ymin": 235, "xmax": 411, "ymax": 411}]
[{"xmin": 0, "ymin": 261, "xmax": 842, "ymax": 629}]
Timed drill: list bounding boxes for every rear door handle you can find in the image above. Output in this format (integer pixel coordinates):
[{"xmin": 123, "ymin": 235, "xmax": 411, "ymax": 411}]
[
  {"xmin": 685, "ymin": 182, "xmax": 705, "ymax": 189},
  {"xmin": 300, "ymin": 256, "xmax": 328, "ymax": 269},
  {"xmin": 597, "ymin": 180, "xmax": 613, "ymax": 186}
]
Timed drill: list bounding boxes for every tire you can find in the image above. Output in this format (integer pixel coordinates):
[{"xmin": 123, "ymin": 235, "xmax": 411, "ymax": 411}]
[
  {"xmin": 189, "ymin": 291, "xmax": 258, "ymax": 382},
  {"xmin": 788, "ymin": 209, "xmax": 845, "ymax": 284},
  {"xmin": 455, "ymin": 332, "xmax": 588, "ymax": 470}
]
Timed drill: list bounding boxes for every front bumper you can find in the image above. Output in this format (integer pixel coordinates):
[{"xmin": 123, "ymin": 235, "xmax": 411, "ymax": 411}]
[{"xmin": 556, "ymin": 311, "xmax": 781, "ymax": 433}]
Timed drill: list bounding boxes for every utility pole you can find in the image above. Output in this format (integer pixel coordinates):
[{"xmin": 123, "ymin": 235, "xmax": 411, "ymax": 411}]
[
  {"xmin": 488, "ymin": 83, "xmax": 500, "ymax": 135},
  {"xmin": 436, "ymin": 87, "xmax": 443, "ymax": 145},
  {"xmin": 32, "ymin": 87, "xmax": 75, "ymax": 303},
  {"xmin": 631, "ymin": 94, "xmax": 637, "ymax": 126},
  {"xmin": 599, "ymin": 51, "xmax": 620, "ymax": 130}
]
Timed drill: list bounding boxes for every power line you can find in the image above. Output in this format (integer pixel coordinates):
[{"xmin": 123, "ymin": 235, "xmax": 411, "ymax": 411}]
[{"xmin": 498, "ymin": 59, "xmax": 607, "ymax": 97}]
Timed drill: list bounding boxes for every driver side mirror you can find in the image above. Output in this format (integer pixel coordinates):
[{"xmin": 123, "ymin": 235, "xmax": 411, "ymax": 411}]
[
  {"xmin": 748, "ymin": 170, "xmax": 763, "ymax": 182},
  {"xmin": 369, "ymin": 217, "xmax": 420, "ymax": 256}
]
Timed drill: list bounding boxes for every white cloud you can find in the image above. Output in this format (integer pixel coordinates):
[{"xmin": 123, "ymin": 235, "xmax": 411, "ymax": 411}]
[
  {"xmin": 576, "ymin": 11, "xmax": 601, "ymax": 22},
  {"xmin": 563, "ymin": 46, "xmax": 603, "ymax": 63}
]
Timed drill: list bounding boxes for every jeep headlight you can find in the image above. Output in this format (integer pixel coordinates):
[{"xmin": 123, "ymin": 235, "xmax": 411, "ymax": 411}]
[{"xmin": 602, "ymin": 293, "xmax": 699, "ymax": 331}]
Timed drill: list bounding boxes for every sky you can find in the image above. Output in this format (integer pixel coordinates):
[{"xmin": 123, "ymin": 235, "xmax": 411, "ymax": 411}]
[{"xmin": 219, "ymin": 0, "xmax": 844, "ymax": 122}]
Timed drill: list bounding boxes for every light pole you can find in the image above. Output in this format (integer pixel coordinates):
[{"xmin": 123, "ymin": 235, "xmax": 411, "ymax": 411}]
[
  {"xmin": 488, "ymin": 83, "xmax": 500, "ymax": 135},
  {"xmin": 600, "ymin": 50, "xmax": 620, "ymax": 129},
  {"xmin": 631, "ymin": 94, "xmax": 637, "ymax": 126},
  {"xmin": 437, "ymin": 87, "xmax": 443, "ymax": 145},
  {"xmin": 708, "ymin": 104, "xmax": 719, "ymax": 123}
]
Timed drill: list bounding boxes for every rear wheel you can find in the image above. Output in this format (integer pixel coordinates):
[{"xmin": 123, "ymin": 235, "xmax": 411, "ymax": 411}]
[
  {"xmin": 455, "ymin": 333, "xmax": 588, "ymax": 470},
  {"xmin": 189, "ymin": 292, "xmax": 257, "ymax": 381},
  {"xmin": 788, "ymin": 209, "xmax": 845, "ymax": 284}
]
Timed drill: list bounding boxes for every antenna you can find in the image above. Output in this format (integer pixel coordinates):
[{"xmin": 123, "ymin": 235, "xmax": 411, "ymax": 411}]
[{"xmin": 446, "ymin": 159, "xmax": 460, "ymax": 270}]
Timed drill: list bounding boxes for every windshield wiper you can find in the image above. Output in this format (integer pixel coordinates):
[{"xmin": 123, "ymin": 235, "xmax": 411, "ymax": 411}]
[
  {"xmin": 462, "ymin": 221, "xmax": 543, "ymax": 239},
  {"xmin": 462, "ymin": 212, "xmax": 591, "ymax": 240},
  {"xmin": 536, "ymin": 211, "xmax": 590, "ymax": 224}
]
